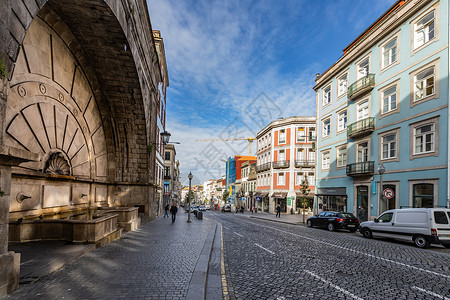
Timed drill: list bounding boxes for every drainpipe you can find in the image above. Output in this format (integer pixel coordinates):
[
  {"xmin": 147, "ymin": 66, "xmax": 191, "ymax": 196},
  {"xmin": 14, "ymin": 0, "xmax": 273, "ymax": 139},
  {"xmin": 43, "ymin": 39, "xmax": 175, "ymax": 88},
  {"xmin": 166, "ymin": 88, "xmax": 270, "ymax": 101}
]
[{"xmin": 448, "ymin": 4, "xmax": 450, "ymax": 209}]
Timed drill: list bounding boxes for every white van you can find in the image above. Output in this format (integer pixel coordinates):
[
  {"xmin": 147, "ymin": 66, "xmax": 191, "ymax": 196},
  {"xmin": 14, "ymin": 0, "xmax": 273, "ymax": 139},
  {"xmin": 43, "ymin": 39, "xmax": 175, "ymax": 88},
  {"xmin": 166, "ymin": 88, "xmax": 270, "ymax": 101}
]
[{"xmin": 359, "ymin": 208, "xmax": 450, "ymax": 249}]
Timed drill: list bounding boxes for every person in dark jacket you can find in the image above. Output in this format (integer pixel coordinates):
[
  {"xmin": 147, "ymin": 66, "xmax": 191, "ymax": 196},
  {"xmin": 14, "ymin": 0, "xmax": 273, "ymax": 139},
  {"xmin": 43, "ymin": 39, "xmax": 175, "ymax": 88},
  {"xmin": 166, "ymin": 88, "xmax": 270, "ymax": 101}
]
[
  {"xmin": 170, "ymin": 202, "xmax": 178, "ymax": 223},
  {"xmin": 164, "ymin": 204, "xmax": 169, "ymax": 218},
  {"xmin": 358, "ymin": 206, "xmax": 367, "ymax": 222},
  {"xmin": 276, "ymin": 204, "xmax": 281, "ymax": 218}
]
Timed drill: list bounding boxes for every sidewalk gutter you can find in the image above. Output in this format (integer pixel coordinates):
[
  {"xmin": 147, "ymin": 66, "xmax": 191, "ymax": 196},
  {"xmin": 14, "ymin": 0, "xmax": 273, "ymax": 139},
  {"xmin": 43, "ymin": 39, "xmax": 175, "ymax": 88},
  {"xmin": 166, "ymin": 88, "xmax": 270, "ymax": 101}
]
[
  {"xmin": 186, "ymin": 223, "xmax": 217, "ymax": 300},
  {"xmin": 205, "ymin": 224, "xmax": 222, "ymax": 300}
]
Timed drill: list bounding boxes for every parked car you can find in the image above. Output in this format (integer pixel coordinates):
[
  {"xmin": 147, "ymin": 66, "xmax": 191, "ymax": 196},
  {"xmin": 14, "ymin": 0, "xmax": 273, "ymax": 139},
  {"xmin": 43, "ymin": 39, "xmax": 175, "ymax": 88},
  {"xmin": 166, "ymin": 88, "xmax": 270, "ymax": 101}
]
[
  {"xmin": 199, "ymin": 205, "xmax": 206, "ymax": 211},
  {"xmin": 307, "ymin": 211, "xmax": 359, "ymax": 232},
  {"xmin": 221, "ymin": 205, "xmax": 232, "ymax": 212},
  {"xmin": 187, "ymin": 205, "xmax": 198, "ymax": 213},
  {"xmin": 359, "ymin": 208, "xmax": 450, "ymax": 249},
  {"xmin": 205, "ymin": 204, "xmax": 211, "ymax": 210}
]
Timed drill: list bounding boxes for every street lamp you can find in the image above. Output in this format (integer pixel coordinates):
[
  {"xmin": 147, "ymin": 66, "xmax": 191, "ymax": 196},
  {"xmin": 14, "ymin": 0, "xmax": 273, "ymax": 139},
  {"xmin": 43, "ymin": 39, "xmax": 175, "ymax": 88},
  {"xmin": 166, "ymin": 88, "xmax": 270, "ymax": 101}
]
[
  {"xmin": 378, "ymin": 163, "xmax": 386, "ymax": 214},
  {"xmin": 187, "ymin": 172, "xmax": 193, "ymax": 223},
  {"xmin": 161, "ymin": 131, "xmax": 171, "ymax": 145}
]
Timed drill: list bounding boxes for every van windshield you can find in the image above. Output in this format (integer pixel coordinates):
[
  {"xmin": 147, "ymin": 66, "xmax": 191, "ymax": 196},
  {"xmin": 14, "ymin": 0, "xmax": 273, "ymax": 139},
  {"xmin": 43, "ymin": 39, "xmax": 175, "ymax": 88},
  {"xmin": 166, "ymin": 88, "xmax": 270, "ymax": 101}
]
[{"xmin": 434, "ymin": 211, "xmax": 449, "ymax": 224}]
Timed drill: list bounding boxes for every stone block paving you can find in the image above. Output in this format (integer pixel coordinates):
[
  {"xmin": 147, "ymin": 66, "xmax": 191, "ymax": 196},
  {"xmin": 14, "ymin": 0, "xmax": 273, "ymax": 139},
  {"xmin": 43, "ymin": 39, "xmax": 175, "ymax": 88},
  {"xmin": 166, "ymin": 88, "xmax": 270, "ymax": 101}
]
[
  {"xmin": 6, "ymin": 212, "xmax": 215, "ymax": 300},
  {"xmin": 211, "ymin": 212, "xmax": 450, "ymax": 300}
]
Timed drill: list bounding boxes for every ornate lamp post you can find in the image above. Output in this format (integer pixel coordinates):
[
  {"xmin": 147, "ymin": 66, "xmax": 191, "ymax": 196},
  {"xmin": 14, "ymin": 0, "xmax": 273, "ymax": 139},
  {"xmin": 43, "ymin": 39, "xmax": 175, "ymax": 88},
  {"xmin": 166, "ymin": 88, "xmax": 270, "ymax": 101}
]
[
  {"xmin": 378, "ymin": 163, "xmax": 386, "ymax": 214},
  {"xmin": 160, "ymin": 131, "xmax": 171, "ymax": 145},
  {"xmin": 187, "ymin": 172, "xmax": 193, "ymax": 223}
]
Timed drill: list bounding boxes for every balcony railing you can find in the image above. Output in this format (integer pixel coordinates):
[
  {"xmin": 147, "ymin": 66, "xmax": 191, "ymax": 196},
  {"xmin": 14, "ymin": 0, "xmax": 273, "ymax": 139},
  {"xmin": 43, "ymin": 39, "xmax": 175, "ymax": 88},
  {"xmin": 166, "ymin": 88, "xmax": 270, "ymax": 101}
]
[
  {"xmin": 273, "ymin": 160, "xmax": 290, "ymax": 169},
  {"xmin": 295, "ymin": 159, "xmax": 315, "ymax": 168},
  {"xmin": 347, "ymin": 117, "xmax": 375, "ymax": 138},
  {"xmin": 256, "ymin": 162, "xmax": 271, "ymax": 172},
  {"xmin": 346, "ymin": 161, "xmax": 375, "ymax": 177},
  {"xmin": 347, "ymin": 74, "xmax": 375, "ymax": 100},
  {"xmin": 309, "ymin": 135, "xmax": 317, "ymax": 141}
]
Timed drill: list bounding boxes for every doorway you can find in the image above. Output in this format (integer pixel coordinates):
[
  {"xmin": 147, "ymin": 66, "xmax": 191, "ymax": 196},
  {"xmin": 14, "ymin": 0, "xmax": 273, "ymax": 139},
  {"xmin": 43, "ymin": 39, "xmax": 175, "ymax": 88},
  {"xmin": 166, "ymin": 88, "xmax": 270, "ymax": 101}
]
[{"xmin": 356, "ymin": 185, "xmax": 369, "ymax": 221}]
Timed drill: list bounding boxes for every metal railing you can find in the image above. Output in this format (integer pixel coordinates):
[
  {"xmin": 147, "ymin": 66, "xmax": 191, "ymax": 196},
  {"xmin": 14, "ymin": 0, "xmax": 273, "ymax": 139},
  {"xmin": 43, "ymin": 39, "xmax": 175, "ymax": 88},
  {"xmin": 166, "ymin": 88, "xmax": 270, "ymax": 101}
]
[
  {"xmin": 256, "ymin": 162, "xmax": 272, "ymax": 172},
  {"xmin": 273, "ymin": 160, "xmax": 290, "ymax": 169},
  {"xmin": 347, "ymin": 74, "xmax": 375, "ymax": 100},
  {"xmin": 347, "ymin": 117, "xmax": 375, "ymax": 138},
  {"xmin": 346, "ymin": 161, "xmax": 375, "ymax": 177},
  {"xmin": 295, "ymin": 159, "xmax": 315, "ymax": 168}
]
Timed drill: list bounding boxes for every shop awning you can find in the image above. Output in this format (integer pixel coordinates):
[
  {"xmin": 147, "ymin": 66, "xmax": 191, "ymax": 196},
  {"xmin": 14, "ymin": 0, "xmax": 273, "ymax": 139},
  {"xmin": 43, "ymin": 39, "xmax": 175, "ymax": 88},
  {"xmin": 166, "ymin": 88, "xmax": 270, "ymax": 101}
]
[
  {"xmin": 295, "ymin": 192, "xmax": 314, "ymax": 198},
  {"xmin": 260, "ymin": 192, "xmax": 269, "ymax": 197},
  {"xmin": 315, "ymin": 187, "xmax": 347, "ymax": 196},
  {"xmin": 271, "ymin": 192, "xmax": 287, "ymax": 198},
  {"xmin": 253, "ymin": 192, "xmax": 261, "ymax": 197}
]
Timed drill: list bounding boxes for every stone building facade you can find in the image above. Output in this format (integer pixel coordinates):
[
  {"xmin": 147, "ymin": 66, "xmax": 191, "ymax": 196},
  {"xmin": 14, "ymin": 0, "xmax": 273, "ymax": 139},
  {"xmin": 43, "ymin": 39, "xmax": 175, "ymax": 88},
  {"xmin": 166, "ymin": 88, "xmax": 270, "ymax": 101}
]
[{"xmin": 0, "ymin": 0, "xmax": 168, "ymax": 295}]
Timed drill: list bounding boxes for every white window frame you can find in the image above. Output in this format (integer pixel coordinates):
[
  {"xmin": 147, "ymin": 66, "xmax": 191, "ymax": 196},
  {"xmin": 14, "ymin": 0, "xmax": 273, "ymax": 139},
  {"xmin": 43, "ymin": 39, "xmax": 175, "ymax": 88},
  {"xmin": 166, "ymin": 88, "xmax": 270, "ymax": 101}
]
[
  {"xmin": 337, "ymin": 109, "xmax": 348, "ymax": 132},
  {"xmin": 307, "ymin": 172, "xmax": 314, "ymax": 186},
  {"xmin": 296, "ymin": 172, "xmax": 304, "ymax": 185},
  {"xmin": 356, "ymin": 140, "xmax": 370, "ymax": 163},
  {"xmin": 322, "ymin": 117, "xmax": 331, "ymax": 139},
  {"xmin": 279, "ymin": 129, "xmax": 286, "ymax": 144},
  {"xmin": 410, "ymin": 59, "xmax": 439, "ymax": 107},
  {"xmin": 336, "ymin": 146, "xmax": 347, "ymax": 169},
  {"xmin": 382, "ymin": 133, "xmax": 397, "ymax": 160},
  {"xmin": 297, "ymin": 127, "xmax": 306, "ymax": 142},
  {"xmin": 356, "ymin": 99, "xmax": 369, "ymax": 121},
  {"xmin": 356, "ymin": 55, "xmax": 371, "ymax": 80},
  {"xmin": 414, "ymin": 66, "xmax": 435, "ymax": 101},
  {"xmin": 337, "ymin": 72, "xmax": 348, "ymax": 98},
  {"xmin": 410, "ymin": 117, "xmax": 439, "ymax": 160},
  {"xmin": 322, "ymin": 85, "xmax": 332, "ymax": 106},
  {"xmin": 279, "ymin": 150, "xmax": 285, "ymax": 161},
  {"xmin": 378, "ymin": 128, "xmax": 400, "ymax": 163},
  {"xmin": 414, "ymin": 124, "xmax": 435, "ymax": 155},
  {"xmin": 278, "ymin": 172, "xmax": 285, "ymax": 186},
  {"xmin": 382, "ymin": 36, "xmax": 398, "ymax": 69},
  {"xmin": 321, "ymin": 150, "xmax": 331, "ymax": 171},
  {"xmin": 413, "ymin": 9, "xmax": 436, "ymax": 50},
  {"xmin": 379, "ymin": 80, "xmax": 400, "ymax": 118}
]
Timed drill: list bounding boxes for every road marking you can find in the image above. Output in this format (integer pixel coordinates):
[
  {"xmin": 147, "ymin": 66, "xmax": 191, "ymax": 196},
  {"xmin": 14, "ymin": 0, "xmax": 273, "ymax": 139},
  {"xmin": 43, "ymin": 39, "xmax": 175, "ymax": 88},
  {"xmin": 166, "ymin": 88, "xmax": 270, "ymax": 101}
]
[
  {"xmin": 233, "ymin": 232, "xmax": 243, "ymax": 237},
  {"xmin": 237, "ymin": 218, "xmax": 450, "ymax": 280},
  {"xmin": 223, "ymin": 226, "xmax": 229, "ymax": 230},
  {"xmin": 220, "ymin": 225, "xmax": 230, "ymax": 300},
  {"xmin": 412, "ymin": 286, "xmax": 450, "ymax": 300},
  {"xmin": 254, "ymin": 243, "xmax": 275, "ymax": 254},
  {"xmin": 305, "ymin": 270, "xmax": 364, "ymax": 300}
]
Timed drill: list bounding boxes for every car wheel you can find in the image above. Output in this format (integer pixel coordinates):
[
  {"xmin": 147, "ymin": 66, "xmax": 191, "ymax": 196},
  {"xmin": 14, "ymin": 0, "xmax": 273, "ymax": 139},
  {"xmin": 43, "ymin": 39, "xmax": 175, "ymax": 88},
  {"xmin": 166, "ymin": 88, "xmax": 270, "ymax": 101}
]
[
  {"xmin": 361, "ymin": 228, "xmax": 372, "ymax": 239},
  {"xmin": 413, "ymin": 235, "xmax": 430, "ymax": 249},
  {"xmin": 327, "ymin": 222, "xmax": 335, "ymax": 232},
  {"xmin": 349, "ymin": 229, "xmax": 357, "ymax": 233},
  {"xmin": 307, "ymin": 220, "xmax": 313, "ymax": 228}
]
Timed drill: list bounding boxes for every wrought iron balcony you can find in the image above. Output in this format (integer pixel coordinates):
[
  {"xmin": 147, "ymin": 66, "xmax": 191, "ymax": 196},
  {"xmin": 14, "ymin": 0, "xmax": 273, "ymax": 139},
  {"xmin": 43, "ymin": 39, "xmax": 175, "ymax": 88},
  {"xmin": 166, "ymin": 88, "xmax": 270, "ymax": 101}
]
[
  {"xmin": 256, "ymin": 162, "xmax": 271, "ymax": 172},
  {"xmin": 273, "ymin": 160, "xmax": 290, "ymax": 169},
  {"xmin": 347, "ymin": 117, "xmax": 375, "ymax": 138},
  {"xmin": 295, "ymin": 159, "xmax": 315, "ymax": 168},
  {"xmin": 347, "ymin": 74, "xmax": 375, "ymax": 100},
  {"xmin": 346, "ymin": 161, "xmax": 375, "ymax": 177}
]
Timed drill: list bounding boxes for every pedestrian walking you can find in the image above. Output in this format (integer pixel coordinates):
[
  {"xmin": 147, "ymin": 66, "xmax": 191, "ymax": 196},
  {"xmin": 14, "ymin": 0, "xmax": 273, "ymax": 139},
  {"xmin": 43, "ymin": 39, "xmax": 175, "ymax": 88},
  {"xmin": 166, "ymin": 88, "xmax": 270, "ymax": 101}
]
[
  {"xmin": 251, "ymin": 205, "xmax": 254, "ymax": 214},
  {"xmin": 164, "ymin": 204, "xmax": 169, "ymax": 218},
  {"xmin": 276, "ymin": 204, "xmax": 281, "ymax": 218},
  {"xmin": 358, "ymin": 205, "xmax": 367, "ymax": 222},
  {"xmin": 170, "ymin": 202, "xmax": 178, "ymax": 223}
]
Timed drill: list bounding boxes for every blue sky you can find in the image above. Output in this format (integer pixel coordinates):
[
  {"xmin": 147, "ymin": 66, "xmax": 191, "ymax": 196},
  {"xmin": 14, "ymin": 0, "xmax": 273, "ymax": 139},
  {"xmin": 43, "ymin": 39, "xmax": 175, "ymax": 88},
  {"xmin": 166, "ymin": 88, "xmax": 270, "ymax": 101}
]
[{"xmin": 147, "ymin": 0, "xmax": 396, "ymax": 185}]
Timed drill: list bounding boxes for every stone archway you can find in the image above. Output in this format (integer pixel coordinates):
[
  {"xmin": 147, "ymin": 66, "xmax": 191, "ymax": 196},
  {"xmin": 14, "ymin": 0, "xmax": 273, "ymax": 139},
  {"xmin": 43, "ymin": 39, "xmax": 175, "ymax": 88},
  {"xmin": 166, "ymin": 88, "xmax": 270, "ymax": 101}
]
[{"xmin": 6, "ymin": 17, "xmax": 107, "ymax": 217}]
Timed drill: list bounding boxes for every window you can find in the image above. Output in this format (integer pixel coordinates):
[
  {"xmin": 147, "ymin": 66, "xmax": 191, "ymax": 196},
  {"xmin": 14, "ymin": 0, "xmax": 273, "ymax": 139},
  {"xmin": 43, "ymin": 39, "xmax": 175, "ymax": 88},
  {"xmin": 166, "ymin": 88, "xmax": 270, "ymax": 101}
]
[
  {"xmin": 382, "ymin": 37, "xmax": 397, "ymax": 68},
  {"xmin": 278, "ymin": 173, "xmax": 285, "ymax": 185},
  {"xmin": 378, "ymin": 212, "xmax": 393, "ymax": 223},
  {"xmin": 279, "ymin": 129, "xmax": 286, "ymax": 143},
  {"xmin": 382, "ymin": 134, "xmax": 397, "ymax": 159},
  {"xmin": 414, "ymin": 124, "xmax": 434, "ymax": 154},
  {"xmin": 357, "ymin": 142, "xmax": 368, "ymax": 163},
  {"xmin": 322, "ymin": 150, "xmax": 330, "ymax": 170},
  {"xmin": 414, "ymin": 67, "xmax": 435, "ymax": 101},
  {"xmin": 338, "ymin": 73, "xmax": 348, "ymax": 97},
  {"xmin": 307, "ymin": 172, "xmax": 314, "ymax": 185},
  {"xmin": 296, "ymin": 172, "xmax": 304, "ymax": 185},
  {"xmin": 308, "ymin": 149, "xmax": 315, "ymax": 162},
  {"xmin": 297, "ymin": 148, "xmax": 305, "ymax": 161},
  {"xmin": 323, "ymin": 85, "xmax": 331, "ymax": 106},
  {"xmin": 322, "ymin": 118, "xmax": 331, "ymax": 138},
  {"xmin": 309, "ymin": 128, "xmax": 316, "ymax": 140},
  {"xmin": 413, "ymin": 183, "xmax": 434, "ymax": 208},
  {"xmin": 338, "ymin": 110, "xmax": 347, "ymax": 131},
  {"xmin": 268, "ymin": 133, "xmax": 272, "ymax": 146},
  {"xmin": 357, "ymin": 57, "xmax": 370, "ymax": 79},
  {"xmin": 434, "ymin": 211, "xmax": 449, "ymax": 224},
  {"xmin": 279, "ymin": 150, "xmax": 285, "ymax": 161},
  {"xmin": 336, "ymin": 146, "xmax": 347, "ymax": 168},
  {"xmin": 357, "ymin": 100, "xmax": 369, "ymax": 121},
  {"xmin": 382, "ymin": 85, "xmax": 397, "ymax": 114},
  {"xmin": 414, "ymin": 10, "xmax": 435, "ymax": 49},
  {"xmin": 297, "ymin": 127, "xmax": 305, "ymax": 142}
]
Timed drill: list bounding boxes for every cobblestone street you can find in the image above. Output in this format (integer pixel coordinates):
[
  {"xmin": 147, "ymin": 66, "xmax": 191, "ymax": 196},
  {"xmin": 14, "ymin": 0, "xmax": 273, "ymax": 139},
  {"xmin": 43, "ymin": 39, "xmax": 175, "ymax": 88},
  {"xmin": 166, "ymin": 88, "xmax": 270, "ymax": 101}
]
[
  {"xmin": 6, "ymin": 213, "xmax": 216, "ymax": 300},
  {"xmin": 210, "ymin": 212, "xmax": 450, "ymax": 300}
]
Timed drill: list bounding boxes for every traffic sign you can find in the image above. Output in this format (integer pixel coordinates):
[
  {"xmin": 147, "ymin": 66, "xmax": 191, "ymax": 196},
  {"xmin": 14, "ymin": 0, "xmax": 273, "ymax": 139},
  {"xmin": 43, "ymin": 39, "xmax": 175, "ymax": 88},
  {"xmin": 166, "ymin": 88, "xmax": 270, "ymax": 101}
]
[{"xmin": 383, "ymin": 188, "xmax": 394, "ymax": 199}]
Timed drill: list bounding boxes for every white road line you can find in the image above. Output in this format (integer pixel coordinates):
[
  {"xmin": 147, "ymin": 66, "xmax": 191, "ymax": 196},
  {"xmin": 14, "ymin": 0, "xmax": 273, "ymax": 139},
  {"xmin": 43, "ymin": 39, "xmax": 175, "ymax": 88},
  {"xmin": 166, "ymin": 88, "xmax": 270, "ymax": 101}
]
[
  {"xmin": 238, "ymin": 218, "xmax": 450, "ymax": 280},
  {"xmin": 412, "ymin": 286, "xmax": 450, "ymax": 300},
  {"xmin": 254, "ymin": 243, "xmax": 274, "ymax": 254},
  {"xmin": 305, "ymin": 270, "xmax": 364, "ymax": 300},
  {"xmin": 233, "ymin": 232, "xmax": 243, "ymax": 237},
  {"xmin": 223, "ymin": 226, "xmax": 229, "ymax": 230}
]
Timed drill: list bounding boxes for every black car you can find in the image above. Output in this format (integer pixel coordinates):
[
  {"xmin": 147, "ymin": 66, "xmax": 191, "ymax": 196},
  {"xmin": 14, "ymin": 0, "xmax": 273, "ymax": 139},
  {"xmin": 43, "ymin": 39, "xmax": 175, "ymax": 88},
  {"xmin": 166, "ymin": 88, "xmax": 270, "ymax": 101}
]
[{"xmin": 307, "ymin": 211, "xmax": 359, "ymax": 232}]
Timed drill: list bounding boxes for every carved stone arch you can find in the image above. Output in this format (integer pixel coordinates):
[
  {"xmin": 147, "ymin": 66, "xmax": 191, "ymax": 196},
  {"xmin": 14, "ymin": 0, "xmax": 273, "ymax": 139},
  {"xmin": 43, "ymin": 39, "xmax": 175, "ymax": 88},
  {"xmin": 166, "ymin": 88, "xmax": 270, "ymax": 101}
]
[{"xmin": 6, "ymin": 17, "xmax": 107, "ymax": 180}]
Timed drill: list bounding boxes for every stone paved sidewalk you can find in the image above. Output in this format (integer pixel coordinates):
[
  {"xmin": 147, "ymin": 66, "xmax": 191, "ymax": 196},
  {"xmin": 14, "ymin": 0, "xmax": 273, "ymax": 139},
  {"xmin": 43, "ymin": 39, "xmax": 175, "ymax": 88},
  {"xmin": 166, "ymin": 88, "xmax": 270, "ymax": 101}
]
[{"xmin": 6, "ymin": 212, "xmax": 217, "ymax": 300}]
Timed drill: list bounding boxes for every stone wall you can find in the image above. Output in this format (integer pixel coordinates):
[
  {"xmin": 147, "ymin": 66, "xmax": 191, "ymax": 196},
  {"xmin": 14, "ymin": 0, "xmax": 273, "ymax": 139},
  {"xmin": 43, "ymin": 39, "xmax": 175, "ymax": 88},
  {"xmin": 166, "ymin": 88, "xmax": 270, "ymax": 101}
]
[{"xmin": 0, "ymin": 0, "xmax": 166, "ymax": 295}]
